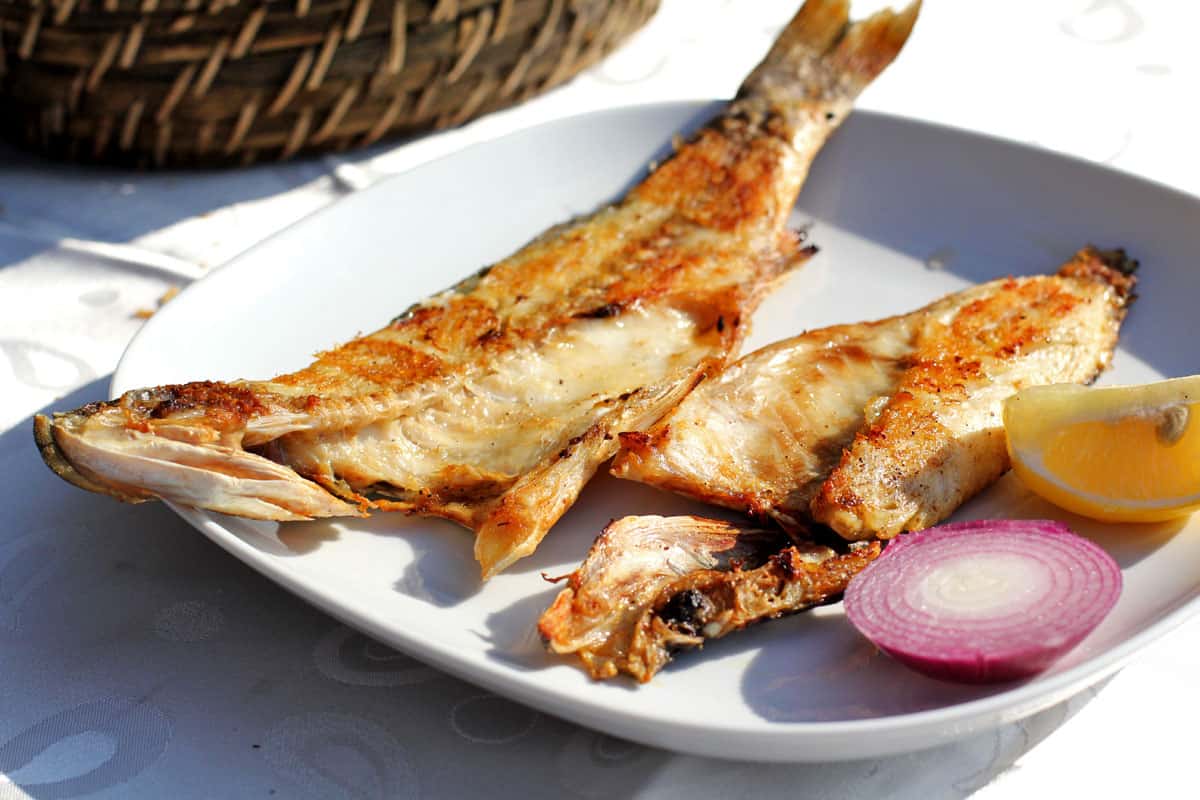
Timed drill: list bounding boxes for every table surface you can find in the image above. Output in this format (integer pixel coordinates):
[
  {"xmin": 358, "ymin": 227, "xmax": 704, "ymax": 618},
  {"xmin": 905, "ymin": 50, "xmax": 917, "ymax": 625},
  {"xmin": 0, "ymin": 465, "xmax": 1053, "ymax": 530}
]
[{"xmin": 2, "ymin": 1, "xmax": 1197, "ymax": 797}]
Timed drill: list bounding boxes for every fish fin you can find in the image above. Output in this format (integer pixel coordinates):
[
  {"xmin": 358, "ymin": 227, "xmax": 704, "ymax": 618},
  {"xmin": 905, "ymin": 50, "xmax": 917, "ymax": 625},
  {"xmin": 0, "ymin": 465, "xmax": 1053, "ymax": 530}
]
[
  {"xmin": 46, "ymin": 415, "xmax": 363, "ymax": 521},
  {"xmin": 474, "ymin": 366, "xmax": 711, "ymax": 580},
  {"xmin": 34, "ymin": 413, "xmax": 152, "ymax": 504}
]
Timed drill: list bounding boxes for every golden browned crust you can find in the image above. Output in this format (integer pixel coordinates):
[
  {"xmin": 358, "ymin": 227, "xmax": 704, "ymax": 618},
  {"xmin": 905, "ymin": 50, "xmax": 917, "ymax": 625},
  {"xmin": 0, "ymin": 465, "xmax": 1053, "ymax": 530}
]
[
  {"xmin": 633, "ymin": 131, "xmax": 799, "ymax": 233},
  {"xmin": 1059, "ymin": 245, "xmax": 1138, "ymax": 302},
  {"xmin": 615, "ymin": 424, "xmax": 786, "ymax": 524},
  {"xmin": 811, "ymin": 248, "xmax": 1138, "ymax": 538}
]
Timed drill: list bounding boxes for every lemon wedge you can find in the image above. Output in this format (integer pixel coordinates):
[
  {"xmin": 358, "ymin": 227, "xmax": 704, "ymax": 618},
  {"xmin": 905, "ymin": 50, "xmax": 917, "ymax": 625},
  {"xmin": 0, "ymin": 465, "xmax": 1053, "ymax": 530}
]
[{"xmin": 1003, "ymin": 376, "xmax": 1200, "ymax": 522}]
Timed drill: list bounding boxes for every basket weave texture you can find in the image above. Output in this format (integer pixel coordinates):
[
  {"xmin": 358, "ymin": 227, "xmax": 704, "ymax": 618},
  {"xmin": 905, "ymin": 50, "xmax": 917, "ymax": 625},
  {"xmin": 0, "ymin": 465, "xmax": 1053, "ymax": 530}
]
[{"xmin": 0, "ymin": 0, "xmax": 659, "ymax": 167}]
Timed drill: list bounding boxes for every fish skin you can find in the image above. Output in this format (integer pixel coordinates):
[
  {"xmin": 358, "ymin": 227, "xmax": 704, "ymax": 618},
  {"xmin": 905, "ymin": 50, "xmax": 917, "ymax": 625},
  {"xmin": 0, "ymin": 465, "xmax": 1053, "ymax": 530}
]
[
  {"xmin": 34, "ymin": 0, "xmax": 919, "ymax": 579},
  {"xmin": 813, "ymin": 247, "xmax": 1137, "ymax": 539},
  {"xmin": 537, "ymin": 514, "xmax": 880, "ymax": 682},
  {"xmin": 612, "ymin": 247, "xmax": 1138, "ymax": 540},
  {"xmin": 613, "ymin": 317, "xmax": 914, "ymax": 533}
]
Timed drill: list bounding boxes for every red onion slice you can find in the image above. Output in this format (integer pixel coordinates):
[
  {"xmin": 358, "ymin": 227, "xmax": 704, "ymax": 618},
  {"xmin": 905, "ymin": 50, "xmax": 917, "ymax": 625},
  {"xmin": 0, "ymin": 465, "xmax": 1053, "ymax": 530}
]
[{"xmin": 843, "ymin": 520, "xmax": 1122, "ymax": 684}]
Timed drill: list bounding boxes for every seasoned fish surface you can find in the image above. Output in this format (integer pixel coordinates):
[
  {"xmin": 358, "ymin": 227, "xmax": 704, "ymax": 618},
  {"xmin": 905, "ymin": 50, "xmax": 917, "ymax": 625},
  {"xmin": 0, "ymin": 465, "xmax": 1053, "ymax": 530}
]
[
  {"xmin": 615, "ymin": 318, "xmax": 913, "ymax": 532},
  {"xmin": 34, "ymin": 0, "xmax": 919, "ymax": 578},
  {"xmin": 538, "ymin": 515, "xmax": 880, "ymax": 682},
  {"xmin": 613, "ymin": 247, "xmax": 1138, "ymax": 540}
]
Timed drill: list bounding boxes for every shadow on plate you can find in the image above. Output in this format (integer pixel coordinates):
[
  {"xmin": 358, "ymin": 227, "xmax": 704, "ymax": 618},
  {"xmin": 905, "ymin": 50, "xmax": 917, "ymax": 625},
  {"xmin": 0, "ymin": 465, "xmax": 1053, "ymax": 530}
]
[
  {"xmin": 477, "ymin": 582, "xmax": 574, "ymax": 676},
  {"xmin": 739, "ymin": 608, "xmax": 1012, "ymax": 724},
  {"xmin": 273, "ymin": 518, "xmax": 343, "ymax": 554},
  {"xmin": 953, "ymin": 472, "xmax": 1185, "ymax": 570},
  {"xmin": 380, "ymin": 516, "xmax": 481, "ymax": 607}
]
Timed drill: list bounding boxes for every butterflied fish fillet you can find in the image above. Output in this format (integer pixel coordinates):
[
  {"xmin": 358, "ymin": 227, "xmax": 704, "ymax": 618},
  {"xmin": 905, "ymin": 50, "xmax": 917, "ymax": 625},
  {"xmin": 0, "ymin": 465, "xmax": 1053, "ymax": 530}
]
[
  {"xmin": 612, "ymin": 247, "xmax": 1138, "ymax": 539},
  {"xmin": 538, "ymin": 515, "xmax": 880, "ymax": 682},
  {"xmin": 34, "ymin": 0, "xmax": 919, "ymax": 578}
]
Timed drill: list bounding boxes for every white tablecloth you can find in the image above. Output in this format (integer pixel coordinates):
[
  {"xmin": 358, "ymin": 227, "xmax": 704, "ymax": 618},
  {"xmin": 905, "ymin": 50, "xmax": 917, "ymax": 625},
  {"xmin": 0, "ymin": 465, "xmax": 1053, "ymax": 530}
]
[{"xmin": 2, "ymin": 1, "xmax": 1197, "ymax": 797}]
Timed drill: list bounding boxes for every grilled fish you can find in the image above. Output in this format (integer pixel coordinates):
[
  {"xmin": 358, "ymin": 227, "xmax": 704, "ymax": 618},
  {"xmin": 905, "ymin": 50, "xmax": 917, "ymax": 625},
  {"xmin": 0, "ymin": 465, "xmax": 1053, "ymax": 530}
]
[
  {"xmin": 612, "ymin": 247, "xmax": 1138, "ymax": 540},
  {"xmin": 34, "ymin": 0, "xmax": 919, "ymax": 579},
  {"xmin": 538, "ymin": 515, "xmax": 880, "ymax": 681}
]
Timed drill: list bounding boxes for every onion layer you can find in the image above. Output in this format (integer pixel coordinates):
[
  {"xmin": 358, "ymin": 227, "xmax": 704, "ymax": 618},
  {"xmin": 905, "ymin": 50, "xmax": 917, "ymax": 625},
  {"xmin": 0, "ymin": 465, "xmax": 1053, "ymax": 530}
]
[{"xmin": 843, "ymin": 520, "xmax": 1122, "ymax": 684}]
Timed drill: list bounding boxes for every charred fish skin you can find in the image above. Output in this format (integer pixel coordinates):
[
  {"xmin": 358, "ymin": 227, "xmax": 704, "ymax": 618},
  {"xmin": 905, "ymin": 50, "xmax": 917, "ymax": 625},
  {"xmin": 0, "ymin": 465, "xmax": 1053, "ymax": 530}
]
[
  {"xmin": 537, "ymin": 514, "xmax": 880, "ymax": 682},
  {"xmin": 613, "ymin": 247, "xmax": 1138, "ymax": 541},
  {"xmin": 34, "ymin": 0, "xmax": 919, "ymax": 580}
]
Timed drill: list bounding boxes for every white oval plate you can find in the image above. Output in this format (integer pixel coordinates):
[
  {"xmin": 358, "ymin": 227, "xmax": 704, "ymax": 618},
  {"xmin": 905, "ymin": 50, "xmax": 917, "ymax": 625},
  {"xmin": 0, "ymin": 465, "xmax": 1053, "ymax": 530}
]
[{"xmin": 114, "ymin": 102, "xmax": 1200, "ymax": 763}]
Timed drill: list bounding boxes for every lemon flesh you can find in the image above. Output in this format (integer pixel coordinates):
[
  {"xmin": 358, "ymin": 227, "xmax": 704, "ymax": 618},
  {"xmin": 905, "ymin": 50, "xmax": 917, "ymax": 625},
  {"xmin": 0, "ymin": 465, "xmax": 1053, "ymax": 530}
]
[{"xmin": 1004, "ymin": 376, "xmax": 1200, "ymax": 523}]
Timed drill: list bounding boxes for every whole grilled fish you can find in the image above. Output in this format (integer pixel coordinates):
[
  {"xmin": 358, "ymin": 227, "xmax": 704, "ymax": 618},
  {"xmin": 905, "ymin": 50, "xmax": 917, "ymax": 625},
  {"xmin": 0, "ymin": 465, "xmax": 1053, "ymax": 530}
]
[
  {"xmin": 612, "ymin": 247, "xmax": 1138, "ymax": 539},
  {"xmin": 34, "ymin": 0, "xmax": 919, "ymax": 579},
  {"xmin": 538, "ymin": 515, "xmax": 880, "ymax": 682}
]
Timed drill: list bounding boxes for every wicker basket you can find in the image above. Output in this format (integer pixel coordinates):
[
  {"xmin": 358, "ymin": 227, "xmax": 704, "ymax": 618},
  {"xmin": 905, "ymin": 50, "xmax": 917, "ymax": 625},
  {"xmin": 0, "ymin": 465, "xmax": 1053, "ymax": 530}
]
[{"xmin": 0, "ymin": 0, "xmax": 659, "ymax": 167}]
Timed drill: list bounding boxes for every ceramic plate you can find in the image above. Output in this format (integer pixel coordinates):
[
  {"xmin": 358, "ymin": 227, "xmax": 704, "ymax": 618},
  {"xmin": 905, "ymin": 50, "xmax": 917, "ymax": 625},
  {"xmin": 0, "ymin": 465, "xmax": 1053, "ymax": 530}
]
[{"xmin": 113, "ymin": 102, "xmax": 1200, "ymax": 762}]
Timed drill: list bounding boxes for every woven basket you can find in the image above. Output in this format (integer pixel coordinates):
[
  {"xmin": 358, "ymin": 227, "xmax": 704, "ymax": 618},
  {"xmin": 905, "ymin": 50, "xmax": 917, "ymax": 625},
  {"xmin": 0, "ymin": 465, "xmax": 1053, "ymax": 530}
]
[{"xmin": 0, "ymin": 0, "xmax": 659, "ymax": 167}]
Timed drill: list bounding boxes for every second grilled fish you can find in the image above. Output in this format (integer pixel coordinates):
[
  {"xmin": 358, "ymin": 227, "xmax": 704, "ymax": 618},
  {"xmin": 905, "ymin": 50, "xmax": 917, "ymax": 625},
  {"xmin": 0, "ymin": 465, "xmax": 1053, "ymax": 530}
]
[{"xmin": 612, "ymin": 247, "xmax": 1138, "ymax": 539}]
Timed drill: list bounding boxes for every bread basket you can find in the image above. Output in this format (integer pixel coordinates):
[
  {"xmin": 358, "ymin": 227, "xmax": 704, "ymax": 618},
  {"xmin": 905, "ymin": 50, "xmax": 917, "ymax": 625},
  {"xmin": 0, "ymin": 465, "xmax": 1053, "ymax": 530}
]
[{"xmin": 0, "ymin": 0, "xmax": 659, "ymax": 167}]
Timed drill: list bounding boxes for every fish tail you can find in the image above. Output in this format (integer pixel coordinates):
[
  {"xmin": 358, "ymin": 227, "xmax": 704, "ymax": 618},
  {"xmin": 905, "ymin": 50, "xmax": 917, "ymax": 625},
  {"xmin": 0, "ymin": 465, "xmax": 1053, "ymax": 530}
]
[
  {"xmin": 831, "ymin": 0, "xmax": 922, "ymax": 88},
  {"xmin": 633, "ymin": 0, "xmax": 919, "ymax": 235},
  {"xmin": 735, "ymin": 0, "xmax": 920, "ymax": 136}
]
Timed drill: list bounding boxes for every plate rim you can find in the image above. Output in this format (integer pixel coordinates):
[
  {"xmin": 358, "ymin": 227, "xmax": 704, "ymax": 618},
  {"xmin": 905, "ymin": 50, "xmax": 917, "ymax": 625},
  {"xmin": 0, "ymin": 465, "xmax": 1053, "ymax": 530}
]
[{"xmin": 112, "ymin": 101, "xmax": 1200, "ymax": 762}]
